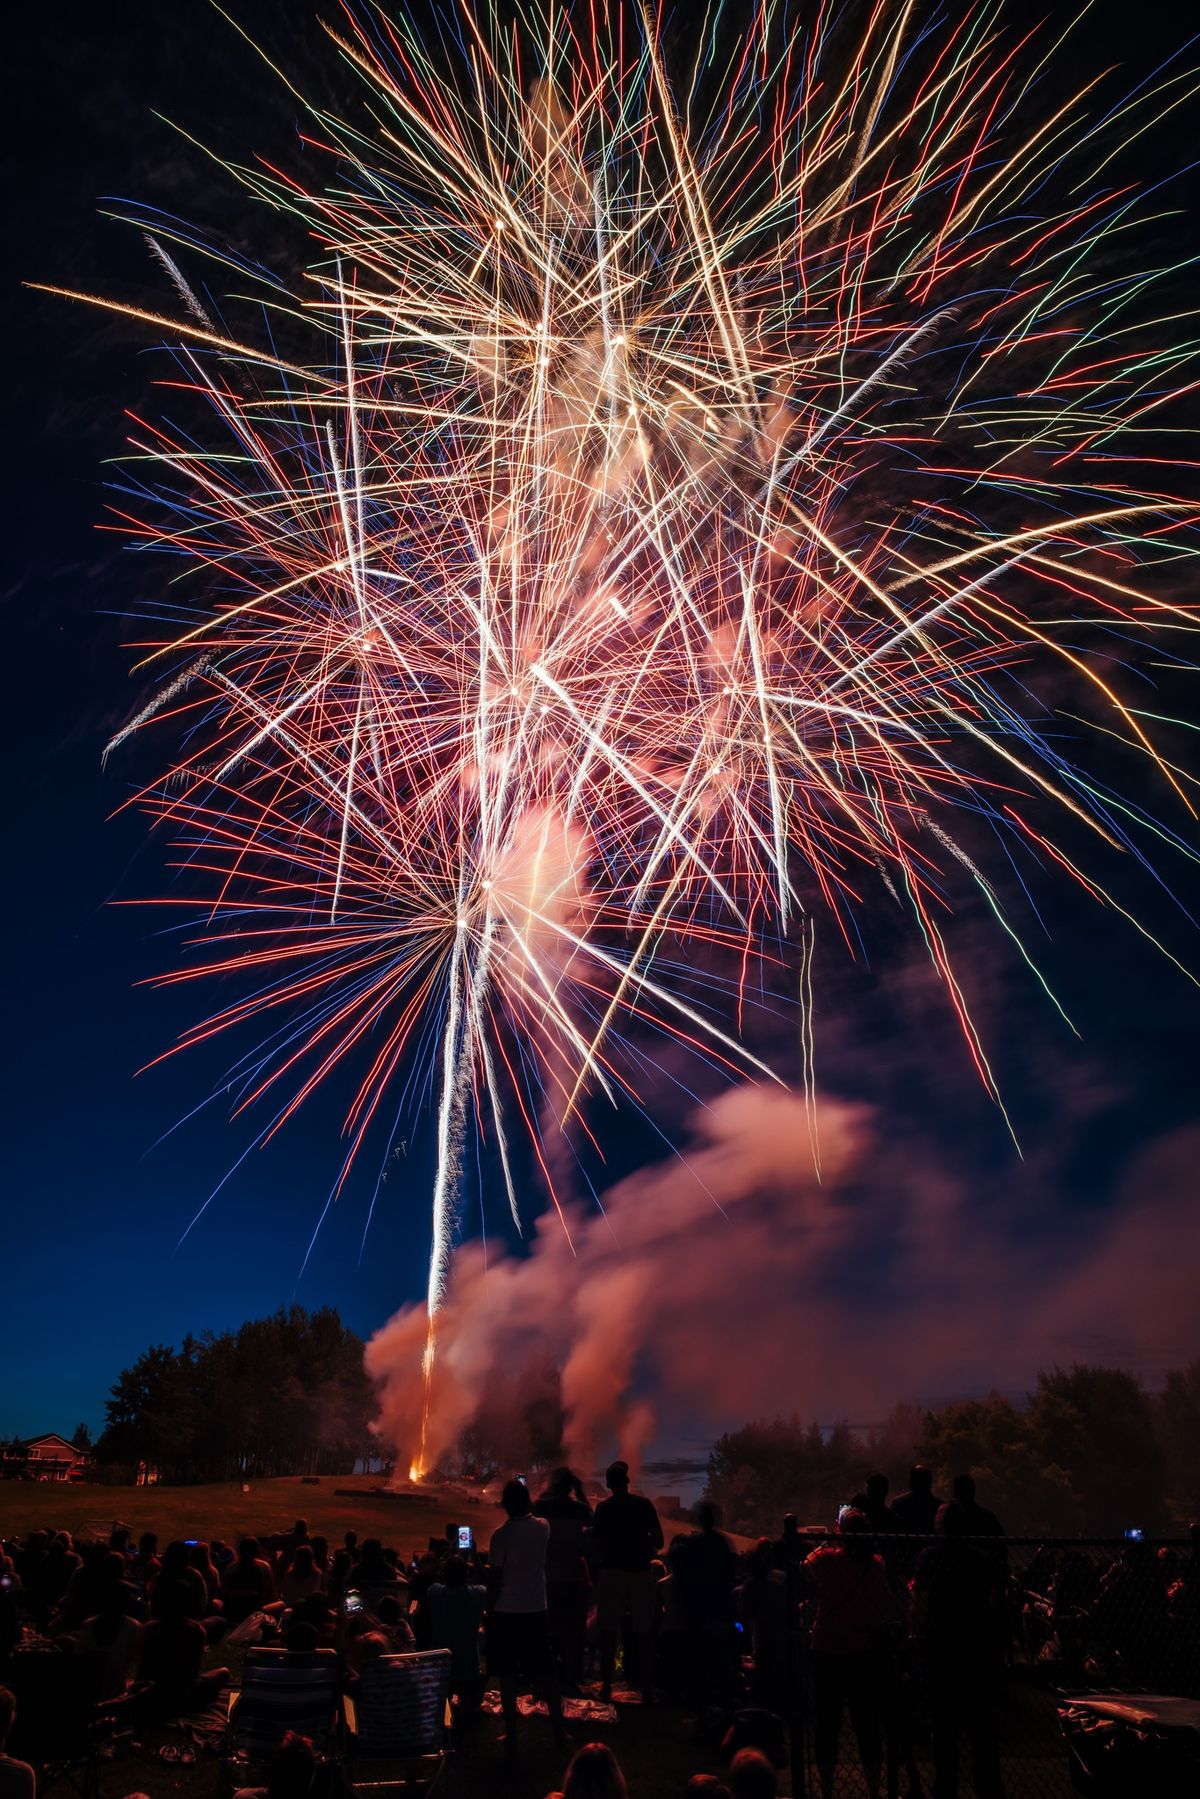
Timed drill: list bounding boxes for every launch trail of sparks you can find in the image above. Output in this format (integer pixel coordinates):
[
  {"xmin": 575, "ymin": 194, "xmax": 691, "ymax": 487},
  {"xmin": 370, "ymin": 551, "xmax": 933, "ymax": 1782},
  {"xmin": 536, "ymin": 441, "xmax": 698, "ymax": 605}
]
[{"xmin": 55, "ymin": 0, "xmax": 1200, "ymax": 1475}]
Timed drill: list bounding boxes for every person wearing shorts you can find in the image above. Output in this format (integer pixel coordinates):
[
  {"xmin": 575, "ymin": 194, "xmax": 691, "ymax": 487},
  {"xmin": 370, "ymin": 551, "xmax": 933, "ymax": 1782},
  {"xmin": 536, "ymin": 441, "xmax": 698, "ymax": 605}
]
[
  {"xmin": 591, "ymin": 1460, "xmax": 664, "ymax": 1702},
  {"xmin": 487, "ymin": 1478, "xmax": 565, "ymax": 1754}
]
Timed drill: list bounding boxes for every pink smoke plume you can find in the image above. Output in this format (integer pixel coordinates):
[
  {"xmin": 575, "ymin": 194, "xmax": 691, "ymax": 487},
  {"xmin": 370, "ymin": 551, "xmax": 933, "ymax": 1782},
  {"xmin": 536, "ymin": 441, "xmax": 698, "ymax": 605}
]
[{"xmin": 365, "ymin": 1087, "xmax": 1200, "ymax": 1476}]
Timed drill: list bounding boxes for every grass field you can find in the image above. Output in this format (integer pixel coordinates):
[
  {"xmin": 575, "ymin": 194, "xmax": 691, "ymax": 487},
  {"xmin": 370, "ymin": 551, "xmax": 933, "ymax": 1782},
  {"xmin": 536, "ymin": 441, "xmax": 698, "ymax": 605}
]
[{"xmin": 0, "ymin": 1475, "xmax": 506, "ymax": 1555}]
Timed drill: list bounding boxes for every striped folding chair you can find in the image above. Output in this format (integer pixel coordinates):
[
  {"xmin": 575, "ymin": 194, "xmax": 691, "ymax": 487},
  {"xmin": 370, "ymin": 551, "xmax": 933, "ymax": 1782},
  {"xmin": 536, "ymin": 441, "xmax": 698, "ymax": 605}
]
[
  {"xmin": 343, "ymin": 1648, "xmax": 453, "ymax": 1792},
  {"xmin": 220, "ymin": 1646, "xmax": 341, "ymax": 1793}
]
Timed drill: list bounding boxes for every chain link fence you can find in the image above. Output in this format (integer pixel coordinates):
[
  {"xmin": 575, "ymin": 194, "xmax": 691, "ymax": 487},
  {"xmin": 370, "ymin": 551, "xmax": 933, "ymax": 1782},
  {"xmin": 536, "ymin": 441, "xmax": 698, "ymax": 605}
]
[{"xmin": 778, "ymin": 1535, "xmax": 1200, "ymax": 1797}]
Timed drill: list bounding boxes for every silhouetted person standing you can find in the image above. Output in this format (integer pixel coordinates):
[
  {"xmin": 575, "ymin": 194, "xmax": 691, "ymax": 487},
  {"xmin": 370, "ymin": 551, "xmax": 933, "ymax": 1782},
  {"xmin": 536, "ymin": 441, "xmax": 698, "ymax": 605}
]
[
  {"xmin": 773, "ymin": 1514, "xmax": 803, "ymax": 1570},
  {"xmin": 487, "ymin": 1477, "xmax": 565, "ymax": 1756},
  {"xmin": 772, "ymin": 1512, "xmax": 807, "ymax": 1626},
  {"xmin": 428, "ymin": 1555, "xmax": 487, "ymax": 1710},
  {"xmin": 534, "ymin": 1465, "xmax": 593, "ymax": 1692},
  {"xmin": 592, "ymin": 1460, "xmax": 663, "ymax": 1703},
  {"xmin": 891, "ymin": 1466, "xmax": 942, "ymax": 1535},
  {"xmin": 862, "ymin": 1474, "xmax": 896, "ymax": 1534},
  {"xmin": 740, "ymin": 1540, "xmax": 790, "ymax": 1708},
  {"xmin": 952, "ymin": 1476, "xmax": 1003, "ymax": 1537},
  {"xmin": 851, "ymin": 1480, "xmax": 924, "ymax": 1799},
  {"xmin": 911, "ymin": 1502, "xmax": 1005, "ymax": 1799},
  {"xmin": 804, "ymin": 1509, "xmax": 893, "ymax": 1799},
  {"xmin": 671, "ymin": 1502, "xmax": 739, "ymax": 1726}
]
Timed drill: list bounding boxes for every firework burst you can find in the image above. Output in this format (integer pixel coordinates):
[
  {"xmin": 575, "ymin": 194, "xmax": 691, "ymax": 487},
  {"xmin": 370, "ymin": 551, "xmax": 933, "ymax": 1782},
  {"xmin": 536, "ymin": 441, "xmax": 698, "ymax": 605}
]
[{"xmin": 41, "ymin": 0, "xmax": 1200, "ymax": 1472}]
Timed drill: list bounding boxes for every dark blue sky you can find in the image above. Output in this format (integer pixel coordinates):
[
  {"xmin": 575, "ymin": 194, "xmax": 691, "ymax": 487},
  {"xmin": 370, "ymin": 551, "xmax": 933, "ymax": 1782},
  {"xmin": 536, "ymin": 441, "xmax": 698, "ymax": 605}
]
[{"xmin": 5, "ymin": 0, "xmax": 1199, "ymax": 1446}]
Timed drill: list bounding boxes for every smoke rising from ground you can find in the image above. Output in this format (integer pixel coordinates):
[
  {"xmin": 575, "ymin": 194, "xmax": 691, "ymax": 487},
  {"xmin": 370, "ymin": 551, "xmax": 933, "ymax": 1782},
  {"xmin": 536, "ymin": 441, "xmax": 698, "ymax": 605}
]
[{"xmin": 366, "ymin": 1086, "xmax": 1200, "ymax": 1476}]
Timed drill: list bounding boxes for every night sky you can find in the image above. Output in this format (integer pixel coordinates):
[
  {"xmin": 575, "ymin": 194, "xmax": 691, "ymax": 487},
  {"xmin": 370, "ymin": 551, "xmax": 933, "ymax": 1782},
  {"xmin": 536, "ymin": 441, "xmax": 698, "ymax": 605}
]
[{"xmin": 5, "ymin": 0, "xmax": 1199, "ymax": 1450}]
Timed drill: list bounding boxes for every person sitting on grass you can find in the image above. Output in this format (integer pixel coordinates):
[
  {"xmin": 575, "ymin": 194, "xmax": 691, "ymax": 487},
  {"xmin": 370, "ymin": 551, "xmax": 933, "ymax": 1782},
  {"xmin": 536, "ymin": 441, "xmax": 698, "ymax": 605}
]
[
  {"xmin": 354, "ymin": 1538, "xmax": 399, "ymax": 1596},
  {"xmin": 0, "ymin": 1563, "xmax": 21, "ymax": 1657},
  {"xmin": 728, "ymin": 1749, "xmax": 777, "ymax": 1799},
  {"xmin": 232, "ymin": 1727, "xmax": 323, "ymax": 1799},
  {"xmin": 325, "ymin": 1548, "xmax": 354, "ymax": 1607},
  {"xmin": 136, "ymin": 1579, "xmax": 230, "ymax": 1719},
  {"xmin": 52, "ymin": 1547, "xmax": 128, "ymax": 1635},
  {"xmin": 282, "ymin": 1545, "xmax": 324, "ymax": 1610},
  {"xmin": 14, "ymin": 1532, "xmax": 48, "ymax": 1592},
  {"xmin": 188, "ymin": 1540, "xmax": 224, "ymax": 1609},
  {"xmin": 547, "ymin": 1742, "xmax": 628, "ymax": 1799},
  {"xmin": 344, "ymin": 1628, "xmax": 391, "ymax": 1694},
  {"xmin": 221, "ymin": 1537, "xmax": 282, "ymax": 1624},
  {"xmin": 152, "ymin": 1541, "xmax": 209, "ymax": 1622},
  {"xmin": 685, "ymin": 1779, "xmax": 732, "ymax": 1799},
  {"xmin": 129, "ymin": 1525, "xmax": 159, "ymax": 1597},
  {"xmin": 0, "ymin": 1686, "xmax": 35, "ymax": 1799},
  {"xmin": 273, "ymin": 1521, "xmax": 310, "ymax": 1574},
  {"xmin": 373, "ymin": 1591, "xmax": 416, "ymax": 1652},
  {"xmin": 284, "ymin": 1620, "xmax": 321, "ymax": 1656},
  {"xmin": 74, "ymin": 1580, "xmax": 144, "ymax": 1698},
  {"xmin": 287, "ymin": 1593, "xmax": 336, "ymax": 1648}
]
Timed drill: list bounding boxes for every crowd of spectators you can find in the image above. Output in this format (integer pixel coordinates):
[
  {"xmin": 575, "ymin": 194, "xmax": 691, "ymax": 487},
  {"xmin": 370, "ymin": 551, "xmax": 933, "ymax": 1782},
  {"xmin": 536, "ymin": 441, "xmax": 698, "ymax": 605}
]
[{"xmin": 2, "ymin": 1460, "xmax": 1199, "ymax": 1799}]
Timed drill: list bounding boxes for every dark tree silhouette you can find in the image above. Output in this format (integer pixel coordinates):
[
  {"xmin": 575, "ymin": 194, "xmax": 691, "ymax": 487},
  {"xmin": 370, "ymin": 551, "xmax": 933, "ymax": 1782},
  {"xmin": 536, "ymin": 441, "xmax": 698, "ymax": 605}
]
[
  {"xmin": 706, "ymin": 1365, "xmax": 1177, "ymax": 1536},
  {"xmin": 96, "ymin": 1305, "xmax": 373, "ymax": 1482}
]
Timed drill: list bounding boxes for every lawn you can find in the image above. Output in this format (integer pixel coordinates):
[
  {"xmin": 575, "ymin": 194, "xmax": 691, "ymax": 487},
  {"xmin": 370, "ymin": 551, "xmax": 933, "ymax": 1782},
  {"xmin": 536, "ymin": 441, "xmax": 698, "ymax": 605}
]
[{"xmin": 0, "ymin": 1475, "xmax": 505, "ymax": 1557}]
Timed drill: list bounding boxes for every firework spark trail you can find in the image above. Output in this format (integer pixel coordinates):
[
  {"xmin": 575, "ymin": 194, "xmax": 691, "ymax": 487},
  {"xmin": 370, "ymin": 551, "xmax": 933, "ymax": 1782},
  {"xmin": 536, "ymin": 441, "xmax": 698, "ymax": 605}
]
[
  {"xmin": 103, "ymin": 656, "xmax": 212, "ymax": 766},
  {"xmin": 142, "ymin": 234, "xmax": 214, "ymax": 329},
  {"xmin": 58, "ymin": 0, "xmax": 1200, "ymax": 1471}
]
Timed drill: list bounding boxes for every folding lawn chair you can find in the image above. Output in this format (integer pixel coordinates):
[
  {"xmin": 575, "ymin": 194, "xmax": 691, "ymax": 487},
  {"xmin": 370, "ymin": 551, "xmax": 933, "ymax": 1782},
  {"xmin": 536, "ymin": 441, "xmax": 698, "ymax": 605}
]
[
  {"xmin": 343, "ymin": 1648, "xmax": 453, "ymax": 1793},
  {"xmin": 220, "ymin": 1645, "xmax": 341, "ymax": 1794}
]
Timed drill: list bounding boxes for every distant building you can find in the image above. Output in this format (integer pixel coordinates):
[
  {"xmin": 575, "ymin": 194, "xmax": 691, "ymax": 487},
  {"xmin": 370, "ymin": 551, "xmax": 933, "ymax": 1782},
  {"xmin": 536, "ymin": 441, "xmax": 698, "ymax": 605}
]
[{"xmin": 1, "ymin": 1433, "xmax": 93, "ymax": 1482}]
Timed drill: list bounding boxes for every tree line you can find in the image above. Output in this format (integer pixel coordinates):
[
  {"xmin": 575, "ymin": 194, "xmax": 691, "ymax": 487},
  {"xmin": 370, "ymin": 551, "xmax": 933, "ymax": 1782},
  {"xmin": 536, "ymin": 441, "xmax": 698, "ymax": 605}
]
[
  {"xmin": 705, "ymin": 1362, "xmax": 1200, "ymax": 1539},
  {"xmin": 88, "ymin": 1305, "xmax": 377, "ymax": 1484}
]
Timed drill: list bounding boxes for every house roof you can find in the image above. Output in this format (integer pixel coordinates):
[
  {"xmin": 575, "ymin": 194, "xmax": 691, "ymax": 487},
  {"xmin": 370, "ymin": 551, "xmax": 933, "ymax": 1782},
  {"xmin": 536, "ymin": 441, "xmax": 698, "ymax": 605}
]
[{"xmin": 16, "ymin": 1433, "xmax": 84, "ymax": 1453}]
